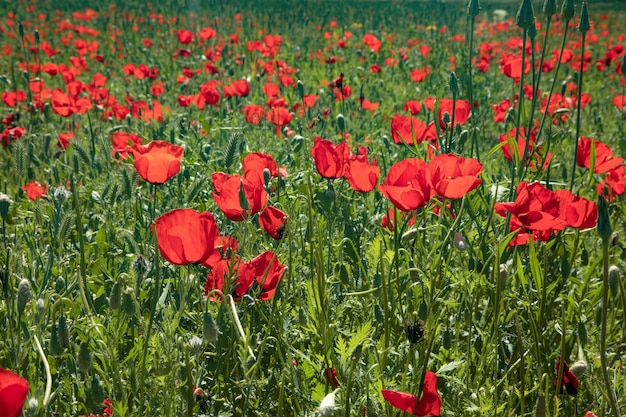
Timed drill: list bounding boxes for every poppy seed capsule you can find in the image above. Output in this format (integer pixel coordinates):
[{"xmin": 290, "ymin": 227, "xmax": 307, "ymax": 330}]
[{"xmin": 17, "ymin": 279, "xmax": 32, "ymax": 314}]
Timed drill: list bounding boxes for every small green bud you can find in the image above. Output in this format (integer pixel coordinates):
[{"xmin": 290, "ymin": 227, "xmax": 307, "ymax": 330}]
[
  {"xmin": 0, "ymin": 193, "xmax": 11, "ymax": 221},
  {"xmin": 577, "ymin": 2, "xmax": 590, "ymax": 34},
  {"xmin": 109, "ymin": 281, "xmax": 121, "ymax": 310},
  {"xmin": 238, "ymin": 179, "xmax": 249, "ymax": 212},
  {"xmin": 442, "ymin": 112, "xmax": 451, "ymax": 126},
  {"xmin": 202, "ymin": 311, "xmax": 219, "ymax": 343},
  {"xmin": 18, "ymin": 22, "xmax": 24, "ymax": 38},
  {"xmin": 297, "ymin": 80, "xmax": 304, "ymax": 99},
  {"xmin": 608, "ymin": 265, "xmax": 620, "ymax": 296},
  {"xmin": 298, "ymin": 307, "xmax": 307, "ymax": 326},
  {"xmin": 262, "ymin": 168, "xmax": 272, "ymax": 187},
  {"xmin": 597, "ymin": 196, "xmax": 612, "ymax": 242},
  {"xmin": 17, "ymin": 279, "xmax": 31, "ymax": 314},
  {"xmin": 499, "ymin": 264, "xmax": 508, "ymax": 288},
  {"xmin": 528, "ymin": 20, "xmax": 537, "ymax": 39},
  {"xmin": 449, "ymin": 72, "xmax": 459, "ymax": 96},
  {"xmin": 534, "ymin": 395, "xmax": 546, "ymax": 417},
  {"xmin": 77, "ymin": 342, "xmax": 92, "ymax": 372},
  {"xmin": 34, "ymin": 30, "xmax": 40, "ymax": 44},
  {"xmin": 468, "ymin": 0, "xmax": 480, "ymax": 18},
  {"xmin": 543, "ymin": 0, "xmax": 557, "ymax": 16},
  {"xmin": 621, "ymin": 54, "xmax": 626, "ymax": 78},
  {"xmin": 58, "ymin": 315, "xmax": 70, "ymax": 349},
  {"xmin": 336, "ymin": 113, "xmax": 345, "ymax": 131},
  {"xmin": 121, "ymin": 288, "xmax": 135, "ymax": 316},
  {"xmin": 55, "ymin": 276, "xmax": 65, "ymax": 293},
  {"xmin": 581, "ymin": 247, "xmax": 589, "ymax": 265},
  {"xmin": 569, "ymin": 360, "xmax": 588, "ymax": 378},
  {"xmin": 418, "ymin": 300, "xmax": 428, "ymax": 321},
  {"xmin": 443, "ymin": 328, "xmax": 452, "ymax": 350},
  {"xmin": 516, "ymin": 0, "xmax": 535, "ymax": 30},
  {"xmin": 49, "ymin": 324, "xmax": 64, "ymax": 356},
  {"xmin": 401, "ymin": 228, "xmax": 418, "ymax": 242},
  {"xmin": 561, "ymin": 0, "xmax": 575, "ymax": 21}
]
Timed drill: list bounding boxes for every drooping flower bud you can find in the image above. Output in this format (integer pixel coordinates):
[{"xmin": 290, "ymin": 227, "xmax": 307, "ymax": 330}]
[
  {"xmin": 569, "ymin": 360, "xmax": 588, "ymax": 378},
  {"xmin": 577, "ymin": 320, "xmax": 588, "ymax": 345},
  {"xmin": 454, "ymin": 232, "xmax": 467, "ymax": 251},
  {"xmin": 534, "ymin": 394, "xmax": 546, "ymax": 417},
  {"xmin": 297, "ymin": 80, "xmax": 305, "ymax": 99},
  {"xmin": 468, "ymin": 0, "xmax": 480, "ymax": 18},
  {"xmin": 608, "ymin": 265, "xmax": 620, "ymax": 296},
  {"xmin": 561, "ymin": 0, "xmax": 575, "ymax": 21},
  {"xmin": 577, "ymin": 1, "xmax": 590, "ymax": 34},
  {"xmin": 202, "ymin": 311, "xmax": 219, "ymax": 343},
  {"xmin": 543, "ymin": 0, "xmax": 556, "ymax": 16},
  {"xmin": 109, "ymin": 280, "xmax": 121, "ymax": 311},
  {"xmin": 449, "ymin": 71, "xmax": 459, "ymax": 96},
  {"xmin": 516, "ymin": 0, "xmax": 535, "ymax": 30},
  {"xmin": 77, "ymin": 342, "xmax": 92, "ymax": 372}
]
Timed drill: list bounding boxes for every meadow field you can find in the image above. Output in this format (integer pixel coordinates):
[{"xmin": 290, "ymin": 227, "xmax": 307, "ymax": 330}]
[{"xmin": 1, "ymin": 0, "xmax": 626, "ymax": 416}]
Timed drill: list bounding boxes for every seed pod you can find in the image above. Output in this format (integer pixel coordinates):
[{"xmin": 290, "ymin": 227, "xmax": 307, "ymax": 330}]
[
  {"xmin": 58, "ymin": 315, "xmax": 70, "ymax": 349},
  {"xmin": 202, "ymin": 311, "xmax": 219, "ymax": 343},
  {"xmin": 17, "ymin": 279, "xmax": 32, "ymax": 314},
  {"xmin": 77, "ymin": 342, "xmax": 92, "ymax": 372}
]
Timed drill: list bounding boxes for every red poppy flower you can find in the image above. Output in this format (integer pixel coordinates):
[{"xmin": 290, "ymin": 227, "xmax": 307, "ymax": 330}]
[
  {"xmin": 22, "ymin": 181, "xmax": 47, "ymax": 201},
  {"xmin": 111, "ymin": 131, "xmax": 142, "ymax": 160},
  {"xmin": 259, "ymin": 206, "xmax": 288, "ymax": 239},
  {"xmin": 0, "ymin": 368, "xmax": 29, "ymax": 417},
  {"xmin": 266, "ymin": 107, "xmax": 292, "ymax": 127},
  {"xmin": 200, "ymin": 235, "xmax": 239, "ymax": 269},
  {"xmin": 198, "ymin": 26, "xmax": 216, "ymax": 41},
  {"xmin": 613, "ymin": 94, "xmax": 626, "ymax": 110},
  {"xmin": 242, "ymin": 104, "xmax": 266, "ymax": 125},
  {"xmin": 344, "ymin": 146, "xmax": 380, "ymax": 192},
  {"xmin": 500, "ymin": 54, "xmax": 530, "ymax": 80},
  {"xmin": 597, "ymin": 165, "xmax": 626, "ymax": 199},
  {"xmin": 177, "ymin": 29, "xmax": 194, "ymax": 45},
  {"xmin": 310, "ymin": 137, "xmax": 350, "ymax": 179},
  {"xmin": 404, "ymin": 100, "xmax": 422, "ymax": 115},
  {"xmin": 247, "ymin": 251, "xmax": 285, "ymax": 301},
  {"xmin": 499, "ymin": 127, "xmax": 552, "ymax": 170},
  {"xmin": 1, "ymin": 126, "xmax": 26, "ymax": 147},
  {"xmin": 57, "ymin": 131, "xmax": 75, "ymax": 149},
  {"xmin": 363, "ymin": 33, "xmax": 382, "ymax": 53},
  {"xmin": 381, "ymin": 208, "xmax": 416, "ymax": 232},
  {"xmin": 437, "ymin": 98, "xmax": 471, "ymax": 130},
  {"xmin": 242, "ymin": 152, "xmax": 279, "ymax": 186},
  {"xmin": 576, "ymin": 136, "xmax": 624, "ymax": 174},
  {"xmin": 131, "ymin": 140, "xmax": 184, "ymax": 184},
  {"xmin": 554, "ymin": 189, "xmax": 597, "ymax": 229},
  {"xmin": 324, "ymin": 368, "xmax": 339, "ymax": 388},
  {"xmin": 153, "ymin": 209, "xmax": 218, "ymax": 265},
  {"xmin": 429, "ymin": 154, "xmax": 482, "ymax": 199},
  {"xmin": 390, "ymin": 115, "xmax": 438, "ymax": 145},
  {"xmin": 1, "ymin": 90, "xmax": 27, "ymax": 107},
  {"xmin": 378, "ymin": 158, "xmax": 433, "ymax": 212},
  {"xmin": 211, "ymin": 172, "xmax": 268, "ymax": 221},
  {"xmin": 382, "ymin": 371, "xmax": 441, "ymax": 416},
  {"xmin": 554, "ymin": 359, "xmax": 578, "ymax": 396},
  {"xmin": 199, "ymin": 80, "xmax": 220, "ymax": 106}
]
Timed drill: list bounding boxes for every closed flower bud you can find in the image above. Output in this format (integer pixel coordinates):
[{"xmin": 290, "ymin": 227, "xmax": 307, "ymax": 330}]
[
  {"xmin": 238, "ymin": 179, "xmax": 250, "ymax": 212},
  {"xmin": 516, "ymin": 0, "xmax": 535, "ymax": 30},
  {"xmin": 34, "ymin": 30, "xmax": 40, "ymax": 43},
  {"xmin": 18, "ymin": 21, "xmax": 24, "ymax": 37},
  {"xmin": 202, "ymin": 311, "xmax": 219, "ymax": 343},
  {"xmin": 597, "ymin": 196, "xmax": 612, "ymax": 242},
  {"xmin": 577, "ymin": 320, "xmax": 588, "ymax": 345},
  {"xmin": 499, "ymin": 264, "xmax": 508, "ymax": 287},
  {"xmin": 468, "ymin": 0, "xmax": 480, "ymax": 18},
  {"xmin": 58, "ymin": 315, "xmax": 70, "ymax": 349},
  {"xmin": 109, "ymin": 281, "xmax": 121, "ymax": 310},
  {"xmin": 318, "ymin": 389, "xmax": 339, "ymax": 417},
  {"xmin": 528, "ymin": 20, "xmax": 537, "ymax": 39},
  {"xmin": 577, "ymin": 2, "xmax": 590, "ymax": 34},
  {"xmin": 49, "ymin": 324, "xmax": 64, "ymax": 356},
  {"xmin": 0, "ymin": 193, "xmax": 11, "ymax": 221},
  {"xmin": 561, "ymin": 0, "xmax": 575, "ymax": 21},
  {"xmin": 401, "ymin": 228, "xmax": 418, "ymax": 242},
  {"xmin": 454, "ymin": 232, "xmax": 467, "ymax": 251},
  {"xmin": 55, "ymin": 276, "xmax": 65, "ymax": 293},
  {"xmin": 121, "ymin": 288, "xmax": 135, "ymax": 316},
  {"xmin": 449, "ymin": 72, "xmax": 459, "ymax": 95},
  {"xmin": 17, "ymin": 278, "xmax": 32, "ymax": 314},
  {"xmin": 418, "ymin": 300, "xmax": 428, "ymax": 321},
  {"xmin": 132, "ymin": 255, "xmax": 149, "ymax": 275},
  {"xmin": 569, "ymin": 360, "xmax": 588, "ymax": 378},
  {"xmin": 77, "ymin": 342, "xmax": 92, "ymax": 372},
  {"xmin": 28, "ymin": 398, "xmax": 39, "ymax": 413},
  {"xmin": 336, "ymin": 113, "xmax": 345, "ymax": 131},
  {"xmin": 543, "ymin": 0, "xmax": 556, "ymax": 16},
  {"xmin": 442, "ymin": 112, "xmax": 451, "ymax": 126},
  {"xmin": 297, "ymin": 80, "xmax": 304, "ymax": 99},
  {"xmin": 36, "ymin": 298, "xmax": 45, "ymax": 319},
  {"xmin": 621, "ymin": 54, "xmax": 626, "ymax": 78},
  {"xmin": 608, "ymin": 265, "xmax": 620, "ymax": 296},
  {"xmin": 263, "ymin": 168, "xmax": 272, "ymax": 188}
]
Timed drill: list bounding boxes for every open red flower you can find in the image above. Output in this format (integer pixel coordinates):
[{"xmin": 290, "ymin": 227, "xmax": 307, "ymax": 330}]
[
  {"xmin": 266, "ymin": 107, "xmax": 292, "ymax": 127},
  {"xmin": 177, "ymin": 29, "xmax": 194, "ymax": 45},
  {"xmin": 379, "ymin": 158, "xmax": 433, "ymax": 212},
  {"xmin": 242, "ymin": 152, "xmax": 279, "ymax": 186},
  {"xmin": 390, "ymin": 115, "xmax": 437, "ymax": 145},
  {"xmin": 310, "ymin": 137, "xmax": 350, "ymax": 179},
  {"xmin": 242, "ymin": 104, "xmax": 266, "ymax": 125},
  {"xmin": 554, "ymin": 359, "xmax": 578, "ymax": 396},
  {"xmin": 429, "ymin": 154, "xmax": 482, "ymax": 199},
  {"xmin": 153, "ymin": 209, "xmax": 218, "ymax": 265},
  {"xmin": 576, "ymin": 136, "xmax": 624, "ymax": 174},
  {"xmin": 131, "ymin": 140, "xmax": 184, "ymax": 184},
  {"xmin": 111, "ymin": 131, "xmax": 142, "ymax": 160},
  {"xmin": 259, "ymin": 206, "xmax": 288, "ymax": 239},
  {"xmin": 0, "ymin": 368, "xmax": 29, "ymax": 417},
  {"xmin": 382, "ymin": 371, "xmax": 441, "ymax": 416},
  {"xmin": 499, "ymin": 127, "xmax": 552, "ymax": 170},
  {"xmin": 344, "ymin": 146, "xmax": 380, "ymax": 192},
  {"xmin": 22, "ymin": 181, "xmax": 47, "ymax": 201},
  {"xmin": 211, "ymin": 172, "xmax": 268, "ymax": 221},
  {"xmin": 248, "ymin": 251, "xmax": 286, "ymax": 301},
  {"xmin": 437, "ymin": 98, "xmax": 471, "ymax": 130}
]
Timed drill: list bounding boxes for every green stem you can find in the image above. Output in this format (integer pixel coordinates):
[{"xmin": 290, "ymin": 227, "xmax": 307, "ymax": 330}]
[
  {"xmin": 569, "ymin": 33, "xmax": 587, "ymax": 192},
  {"xmin": 601, "ymin": 238, "xmax": 621, "ymax": 417}
]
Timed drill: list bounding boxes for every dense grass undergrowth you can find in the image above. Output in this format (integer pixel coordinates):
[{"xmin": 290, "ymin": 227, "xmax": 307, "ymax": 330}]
[{"xmin": 1, "ymin": 0, "xmax": 626, "ymax": 416}]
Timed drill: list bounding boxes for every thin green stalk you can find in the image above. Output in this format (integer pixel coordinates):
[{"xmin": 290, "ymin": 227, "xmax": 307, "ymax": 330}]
[
  {"xmin": 568, "ymin": 32, "xmax": 586, "ymax": 192},
  {"xmin": 601, "ymin": 238, "xmax": 621, "ymax": 417}
]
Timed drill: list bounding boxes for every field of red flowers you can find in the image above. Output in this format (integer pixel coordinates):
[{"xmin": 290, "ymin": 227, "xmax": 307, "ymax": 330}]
[{"xmin": 1, "ymin": 0, "xmax": 626, "ymax": 416}]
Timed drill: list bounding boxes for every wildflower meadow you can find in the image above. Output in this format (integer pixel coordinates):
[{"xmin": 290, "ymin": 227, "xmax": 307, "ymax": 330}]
[{"xmin": 1, "ymin": 0, "xmax": 626, "ymax": 415}]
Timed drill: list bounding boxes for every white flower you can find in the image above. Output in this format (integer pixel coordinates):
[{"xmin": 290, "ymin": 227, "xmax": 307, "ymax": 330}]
[{"xmin": 318, "ymin": 389, "xmax": 339, "ymax": 417}]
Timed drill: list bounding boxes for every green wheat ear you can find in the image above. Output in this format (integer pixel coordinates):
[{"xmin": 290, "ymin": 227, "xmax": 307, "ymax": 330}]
[{"xmin": 223, "ymin": 131, "xmax": 241, "ymax": 170}]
